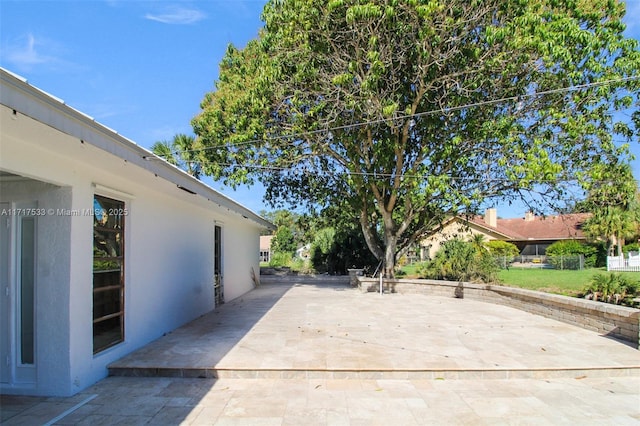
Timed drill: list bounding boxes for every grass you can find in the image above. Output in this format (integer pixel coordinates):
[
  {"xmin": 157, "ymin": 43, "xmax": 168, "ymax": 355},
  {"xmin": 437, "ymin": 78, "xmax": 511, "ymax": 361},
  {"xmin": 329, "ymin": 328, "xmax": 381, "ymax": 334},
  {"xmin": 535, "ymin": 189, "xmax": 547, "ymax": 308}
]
[
  {"xmin": 400, "ymin": 264, "xmax": 640, "ymax": 297},
  {"xmin": 496, "ymin": 268, "xmax": 602, "ymax": 296},
  {"xmin": 398, "ymin": 263, "xmax": 420, "ymax": 278}
]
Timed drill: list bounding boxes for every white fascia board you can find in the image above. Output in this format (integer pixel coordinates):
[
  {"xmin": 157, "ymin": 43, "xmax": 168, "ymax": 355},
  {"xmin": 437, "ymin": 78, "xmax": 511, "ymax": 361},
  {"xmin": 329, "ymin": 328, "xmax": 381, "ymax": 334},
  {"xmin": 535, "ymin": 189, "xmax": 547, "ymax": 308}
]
[{"xmin": 0, "ymin": 67, "xmax": 274, "ymax": 230}]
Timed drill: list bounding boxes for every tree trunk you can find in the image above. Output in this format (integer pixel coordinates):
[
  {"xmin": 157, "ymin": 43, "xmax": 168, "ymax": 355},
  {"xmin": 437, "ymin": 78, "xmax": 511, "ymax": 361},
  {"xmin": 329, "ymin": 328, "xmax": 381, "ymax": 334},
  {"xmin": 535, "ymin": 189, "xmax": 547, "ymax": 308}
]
[
  {"xmin": 359, "ymin": 209, "xmax": 384, "ymax": 262},
  {"xmin": 383, "ymin": 240, "xmax": 396, "ymax": 278},
  {"xmin": 611, "ymin": 234, "xmax": 621, "ymax": 256},
  {"xmin": 358, "ymin": 209, "xmax": 400, "ymax": 278},
  {"xmin": 617, "ymin": 236, "xmax": 624, "ymax": 257}
]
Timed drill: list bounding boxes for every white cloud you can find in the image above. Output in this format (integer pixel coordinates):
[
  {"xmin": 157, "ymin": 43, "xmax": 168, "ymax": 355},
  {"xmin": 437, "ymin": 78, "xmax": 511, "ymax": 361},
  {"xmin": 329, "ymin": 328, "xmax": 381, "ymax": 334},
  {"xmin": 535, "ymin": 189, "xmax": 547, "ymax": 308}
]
[
  {"xmin": 144, "ymin": 5, "xmax": 206, "ymax": 25},
  {"xmin": 4, "ymin": 34, "xmax": 52, "ymax": 69},
  {"xmin": 1, "ymin": 33, "xmax": 77, "ymax": 73}
]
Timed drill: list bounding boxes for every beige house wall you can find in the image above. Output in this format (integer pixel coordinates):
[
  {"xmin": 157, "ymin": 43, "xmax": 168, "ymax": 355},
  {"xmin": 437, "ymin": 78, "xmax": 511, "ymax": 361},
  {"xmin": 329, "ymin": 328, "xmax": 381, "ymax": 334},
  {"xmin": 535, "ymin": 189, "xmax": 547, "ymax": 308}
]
[{"xmin": 420, "ymin": 218, "xmax": 505, "ymax": 260}]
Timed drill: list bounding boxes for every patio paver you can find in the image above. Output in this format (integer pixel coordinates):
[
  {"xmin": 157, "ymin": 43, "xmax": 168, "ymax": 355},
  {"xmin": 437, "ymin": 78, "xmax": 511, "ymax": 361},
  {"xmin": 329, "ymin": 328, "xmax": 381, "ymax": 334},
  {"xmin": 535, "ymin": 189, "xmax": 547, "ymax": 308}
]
[
  {"xmin": 108, "ymin": 281, "xmax": 640, "ymax": 379},
  {"xmin": 2, "ymin": 279, "xmax": 639, "ymax": 424}
]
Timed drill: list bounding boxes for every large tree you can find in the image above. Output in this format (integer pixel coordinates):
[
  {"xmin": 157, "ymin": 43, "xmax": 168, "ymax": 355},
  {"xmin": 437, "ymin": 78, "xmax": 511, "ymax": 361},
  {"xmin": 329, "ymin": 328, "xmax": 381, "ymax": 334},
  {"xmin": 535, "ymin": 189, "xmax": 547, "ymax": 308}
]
[{"xmin": 193, "ymin": 0, "xmax": 640, "ymax": 277}]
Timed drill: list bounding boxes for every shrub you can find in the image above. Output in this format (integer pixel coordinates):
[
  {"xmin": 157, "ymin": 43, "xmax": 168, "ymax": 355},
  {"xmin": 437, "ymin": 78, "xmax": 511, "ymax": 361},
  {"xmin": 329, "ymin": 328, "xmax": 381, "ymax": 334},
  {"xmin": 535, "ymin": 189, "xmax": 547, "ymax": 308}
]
[
  {"xmin": 590, "ymin": 242, "xmax": 608, "ymax": 268},
  {"xmin": 485, "ymin": 240, "xmax": 519, "ymax": 257},
  {"xmin": 485, "ymin": 240, "xmax": 519, "ymax": 269},
  {"xmin": 269, "ymin": 251, "xmax": 292, "ymax": 268},
  {"xmin": 310, "ymin": 226, "xmax": 378, "ymax": 275},
  {"xmin": 289, "ymin": 257, "xmax": 313, "ymax": 274},
  {"xmin": 548, "ymin": 254, "xmax": 584, "ymax": 270},
  {"xmin": 583, "ymin": 273, "xmax": 640, "ymax": 305},
  {"xmin": 545, "ymin": 240, "xmax": 597, "ymax": 269},
  {"xmin": 272, "ymin": 226, "xmax": 296, "ymax": 255},
  {"xmin": 417, "ymin": 239, "xmax": 498, "ymax": 283}
]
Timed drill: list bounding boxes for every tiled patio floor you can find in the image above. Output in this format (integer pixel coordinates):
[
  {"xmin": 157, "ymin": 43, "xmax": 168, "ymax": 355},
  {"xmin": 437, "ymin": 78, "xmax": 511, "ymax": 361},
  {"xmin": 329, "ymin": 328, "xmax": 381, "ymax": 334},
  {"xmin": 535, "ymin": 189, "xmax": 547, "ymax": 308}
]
[
  {"xmin": 108, "ymin": 280, "xmax": 640, "ymax": 379},
  {"xmin": 2, "ymin": 279, "xmax": 639, "ymax": 425}
]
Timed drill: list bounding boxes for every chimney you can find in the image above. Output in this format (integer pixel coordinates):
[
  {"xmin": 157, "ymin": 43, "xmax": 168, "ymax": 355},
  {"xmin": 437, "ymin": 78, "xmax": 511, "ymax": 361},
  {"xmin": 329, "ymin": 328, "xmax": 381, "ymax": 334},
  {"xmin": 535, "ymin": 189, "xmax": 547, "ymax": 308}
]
[
  {"xmin": 484, "ymin": 208, "xmax": 497, "ymax": 228},
  {"xmin": 524, "ymin": 211, "xmax": 535, "ymax": 222}
]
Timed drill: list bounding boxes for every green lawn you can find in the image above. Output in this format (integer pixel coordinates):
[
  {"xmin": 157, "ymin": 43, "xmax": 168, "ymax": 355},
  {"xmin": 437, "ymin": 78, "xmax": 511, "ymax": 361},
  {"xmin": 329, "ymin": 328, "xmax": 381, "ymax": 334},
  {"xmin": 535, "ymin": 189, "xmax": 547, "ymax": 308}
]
[
  {"xmin": 400, "ymin": 265, "xmax": 639, "ymax": 297},
  {"xmin": 496, "ymin": 268, "xmax": 602, "ymax": 296}
]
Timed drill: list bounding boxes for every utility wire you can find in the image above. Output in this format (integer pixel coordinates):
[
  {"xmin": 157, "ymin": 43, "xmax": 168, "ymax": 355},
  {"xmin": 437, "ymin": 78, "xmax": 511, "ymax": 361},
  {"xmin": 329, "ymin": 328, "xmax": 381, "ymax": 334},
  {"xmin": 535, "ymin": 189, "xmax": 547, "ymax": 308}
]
[
  {"xmin": 153, "ymin": 75, "xmax": 638, "ymax": 158},
  {"xmin": 175, "ymin": 159, "xmax": 632, "ymax": 187}
]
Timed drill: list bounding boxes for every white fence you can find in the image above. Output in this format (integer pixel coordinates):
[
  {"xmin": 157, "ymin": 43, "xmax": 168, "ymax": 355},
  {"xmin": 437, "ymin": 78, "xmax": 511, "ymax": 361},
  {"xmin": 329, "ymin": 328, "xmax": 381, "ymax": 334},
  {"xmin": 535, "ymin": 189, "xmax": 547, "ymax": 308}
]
[{"xmin": 607, "ymin": 252, "xmax": 640, "ymax": 272}]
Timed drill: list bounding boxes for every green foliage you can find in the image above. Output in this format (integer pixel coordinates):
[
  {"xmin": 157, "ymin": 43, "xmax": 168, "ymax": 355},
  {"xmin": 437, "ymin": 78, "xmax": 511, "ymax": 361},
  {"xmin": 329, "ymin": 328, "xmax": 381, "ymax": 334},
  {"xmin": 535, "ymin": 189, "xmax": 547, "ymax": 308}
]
[
  {"xmin": 93, "ymin": 260, "xmax": 119, "ymax": 271},
  {"xmin": 313, "ymin": 227, "xmax": 336, "ymax": 254},
  {"xmin": 584, "ymin": 205, "xmax": 639, "ymax": 256},
  {"xmin": 485, "ymin": 240, "xmax": 519, "ymax": 257},
  {"xmin": 417, "ymin": 239, "xmax": 498, "ymax": 283},
  {"xmin": 151, "ymin": 134, "xmax": 201, "ymax": 179},
  {"xmin": 301, "ymin": 202, "xmax": 379, "ymax": 274},
  {"xmin": 193, "ymin": 0, "xmax": 640, "ymax": 277},
  {"xmin": 584, "ymin": 273, "xmax": 639, "ymax": 305},
  {"xmin": 150, "ymin": 141, "xmax": 179, "ymax": 166},
  {"xmin": 272, "ymin": 226, "xmax": 296, "ymax": 255},
  {"xmin": 265, "ymin": 209, "xmax": 305, "ymax": 255},
  {"xmin": 268, "ymin": 251, "xmax": 292, "ymax": 268},
  {"xmin": 590, "ymin": 242, "xmax": 608, "ymax": 268},
  {"xmin": 577, "ymin": 163, "xmax": 637, "ymax": 211},
  {"xmin": 289, "ymin": 257, "xmax": 313, "ymax": 274},
  {"xmin": 579, "ymin": 163, "xmax": 640, "ymax": 256},
  {"xmin": 485, "ymin": 240, "xmax": 520, "ymax": 269},
  {"xmin": 310, "ymin": 225, "xmax": 378, "ymax": 275},
  {"xmin": 545, "ymin": 240, "xmax": 597, "ymax": 269},
  {"xmin": 546, "ymin": 240, "xmax": 590, "ymax": 256}
]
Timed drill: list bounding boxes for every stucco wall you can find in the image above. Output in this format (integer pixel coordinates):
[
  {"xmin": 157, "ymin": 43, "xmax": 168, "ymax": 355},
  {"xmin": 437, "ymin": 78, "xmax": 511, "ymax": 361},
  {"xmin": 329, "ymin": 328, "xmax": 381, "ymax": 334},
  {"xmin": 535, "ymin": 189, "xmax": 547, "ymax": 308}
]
[
  {"xmin": 1, "ymin": 103, "xmax": 263, "ymax": 396},
  {"xmin": 0, "ymin": 180, "xmax": 72, "ymax": 395},
  {"xmin": 223, "ymin": 219, "xmax": 262, "ymax": 302}
]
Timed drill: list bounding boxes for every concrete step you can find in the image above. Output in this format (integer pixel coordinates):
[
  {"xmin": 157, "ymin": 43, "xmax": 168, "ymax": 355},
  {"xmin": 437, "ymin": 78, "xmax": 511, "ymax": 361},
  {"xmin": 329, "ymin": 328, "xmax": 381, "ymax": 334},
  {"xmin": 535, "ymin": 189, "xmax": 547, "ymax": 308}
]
[{"xmin": 108, "ymin": 365, "xmax": 640, "ymax": 380}]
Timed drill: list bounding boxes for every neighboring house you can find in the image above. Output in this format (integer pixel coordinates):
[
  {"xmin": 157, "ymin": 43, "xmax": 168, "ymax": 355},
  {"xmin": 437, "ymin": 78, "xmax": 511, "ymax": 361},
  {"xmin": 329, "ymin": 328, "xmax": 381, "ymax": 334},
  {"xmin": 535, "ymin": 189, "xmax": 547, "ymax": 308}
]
[
  {"xmin": 421, "ymin": 208, "xmax": 590, "ymax": 259},
  {"xmin": 0, "ymin": 68, "xmax": 274, "ymax": 397},
  {"xmin": 259, "ymin": 235, "xmax": 273, "ymax": 262},
  {"xmin": 260, "ymin": 236, "xmax": 310, "ymax": 262}
]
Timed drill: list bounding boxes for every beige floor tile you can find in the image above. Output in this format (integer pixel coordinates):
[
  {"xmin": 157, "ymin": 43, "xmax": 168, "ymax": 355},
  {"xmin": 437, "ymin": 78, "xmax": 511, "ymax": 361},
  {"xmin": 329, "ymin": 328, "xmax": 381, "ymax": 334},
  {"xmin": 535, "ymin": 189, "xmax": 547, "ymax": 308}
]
[{"xmin": 3, "ymin": 282, "xmax": 639, "ymax": 425}]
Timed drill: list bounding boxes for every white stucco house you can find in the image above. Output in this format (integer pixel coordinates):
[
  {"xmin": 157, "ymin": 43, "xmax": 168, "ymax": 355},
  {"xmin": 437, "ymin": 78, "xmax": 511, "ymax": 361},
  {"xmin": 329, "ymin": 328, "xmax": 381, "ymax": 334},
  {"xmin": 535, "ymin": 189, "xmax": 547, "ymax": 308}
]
[{"xmin": 0, "ymin": 68, "xmax": 274, "ymax": 396}]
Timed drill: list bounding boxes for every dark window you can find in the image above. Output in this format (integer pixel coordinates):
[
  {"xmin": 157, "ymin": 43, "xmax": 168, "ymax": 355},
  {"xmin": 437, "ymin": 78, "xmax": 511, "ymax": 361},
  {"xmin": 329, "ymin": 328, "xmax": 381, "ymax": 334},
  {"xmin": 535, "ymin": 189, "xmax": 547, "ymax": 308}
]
[
  {"xmin": 214, "ymin": 225, "xmax": 223, "ymax": 305},
  {"xmin": 19, "ymin": 216, "xmax": 35, "ymax": 364},
  {"xmin": 93, "ymin": 195, "xmax": 125, "ymax": 353}
]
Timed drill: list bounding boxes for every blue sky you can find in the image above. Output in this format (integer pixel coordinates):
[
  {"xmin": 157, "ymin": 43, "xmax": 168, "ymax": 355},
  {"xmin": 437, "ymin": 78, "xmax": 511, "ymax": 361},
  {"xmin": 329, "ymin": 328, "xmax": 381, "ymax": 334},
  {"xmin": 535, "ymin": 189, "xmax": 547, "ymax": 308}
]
[{"xmin": 1, "ymin": 0, "xmax": 639, "ymax": 218}]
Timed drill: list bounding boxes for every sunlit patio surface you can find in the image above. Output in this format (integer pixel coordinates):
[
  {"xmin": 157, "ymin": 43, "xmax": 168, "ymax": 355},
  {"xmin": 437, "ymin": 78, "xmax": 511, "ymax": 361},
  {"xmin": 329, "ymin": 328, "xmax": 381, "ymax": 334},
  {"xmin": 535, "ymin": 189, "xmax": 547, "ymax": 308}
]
[
  {"xmin": 3, "ymin": 279, "xmax": 639, "ymax": 425},
  {"xmin": 108, "ymin": 280, "xmax": 640, "ymax": 379}
]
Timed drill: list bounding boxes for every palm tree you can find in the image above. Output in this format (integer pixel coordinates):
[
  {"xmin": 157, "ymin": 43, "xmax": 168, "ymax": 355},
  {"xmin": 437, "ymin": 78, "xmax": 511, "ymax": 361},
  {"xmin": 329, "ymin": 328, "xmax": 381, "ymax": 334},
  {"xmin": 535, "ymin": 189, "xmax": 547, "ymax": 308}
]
[
  {"xmin": 469, "ymin": 233, "xmax": 487, "ymax": 252},
  {"xmin": 584, "ymin": 206, "xmax": 636, "ymax": 256},
  {"xmin": 150, "ymin": 134, "xmax": 201, "ymax": 180},
  {"xmin": 172, "ymin": 134, "xmax": 201, "ymax": 179},
  {"xmin": 151, "ymin": 141, "xmax": 179, "ymax": 166}
]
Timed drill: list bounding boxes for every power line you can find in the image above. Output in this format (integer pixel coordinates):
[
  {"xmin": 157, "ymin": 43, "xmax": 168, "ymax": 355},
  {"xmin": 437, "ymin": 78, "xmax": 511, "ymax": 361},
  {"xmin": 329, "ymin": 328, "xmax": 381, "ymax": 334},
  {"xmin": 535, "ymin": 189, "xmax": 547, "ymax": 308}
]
[
  {"xmin": 152, "ymin": 75, "xmax": 639, "ymax": 158},
  {"xmin": 172, "ymin": 159, "xmax": 634, "ymax": 187}
]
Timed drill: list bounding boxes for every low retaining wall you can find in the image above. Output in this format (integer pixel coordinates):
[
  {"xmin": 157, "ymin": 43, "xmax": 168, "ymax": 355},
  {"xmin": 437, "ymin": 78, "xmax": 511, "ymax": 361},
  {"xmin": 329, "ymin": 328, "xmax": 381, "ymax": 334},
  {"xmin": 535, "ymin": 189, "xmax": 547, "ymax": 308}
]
[
  {"xmin": 260, "ymin": 274, "xmax": 350, "ymax": 285},
  {"xmin": 357, "ymin": 277, "xmax": 640, "ymax": 349}
]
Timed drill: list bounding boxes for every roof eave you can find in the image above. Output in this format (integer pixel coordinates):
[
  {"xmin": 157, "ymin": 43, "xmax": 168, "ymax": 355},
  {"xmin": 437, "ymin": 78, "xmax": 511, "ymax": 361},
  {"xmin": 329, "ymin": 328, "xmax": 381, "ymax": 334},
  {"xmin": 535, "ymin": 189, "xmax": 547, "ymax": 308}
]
[{"xmin": 0, "ymin": 67, "xmax": 274, "ymax": 230}]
